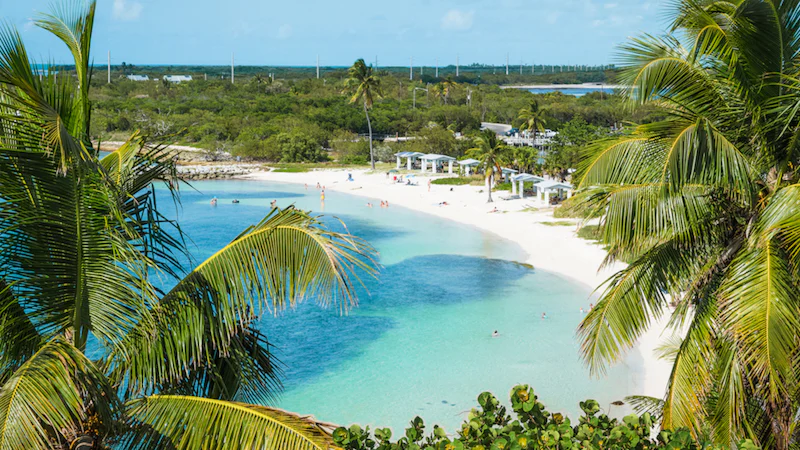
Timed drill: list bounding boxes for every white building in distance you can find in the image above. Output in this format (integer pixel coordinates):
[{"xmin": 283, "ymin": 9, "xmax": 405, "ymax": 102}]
[
  {"xmin": 126, "ymin": 75, "xmax": 149, "ymax": 81},
  {"xmin": 163, "ymin": 75, "xmax": 193, "ymax": 83}
]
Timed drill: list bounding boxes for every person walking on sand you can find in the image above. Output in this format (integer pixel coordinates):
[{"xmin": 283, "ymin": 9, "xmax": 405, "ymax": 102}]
[{"xmin": 427, "ymin": 179, "xmax": 432, "ymax": 192}]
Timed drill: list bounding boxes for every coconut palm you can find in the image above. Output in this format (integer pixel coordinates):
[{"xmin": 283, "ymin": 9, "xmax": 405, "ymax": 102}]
[
  {"xmin": 571, "ymin": 0, "xmax": 800, "ymax": 447},
  {"xmin": 468, "ymin": 130, "xmax": 512, "ymax": 203},
  {"xmin": 344, "ymin": 59, "xmax": 382, "ymax": 170},
  {"xmin": 0, "ymin": 3, "xmax": 376, "ymax": 449},
  {"xmin": 517, "ymin": 100, "xmax": 547, "ymax": 142}
]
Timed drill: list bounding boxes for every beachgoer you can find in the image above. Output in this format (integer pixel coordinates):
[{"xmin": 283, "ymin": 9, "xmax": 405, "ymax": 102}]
[
  {"xmin": 316, "ymin": 182, "xmax": 321, "ymax": 189},
  {"xmin": 232, "ymin": 199, "xmax": 240, "ymax": 204},
  {"xmin": 347, "ymin": 173, "xmax": 354, "ymax": 182},
  {"xmin": 580, "ymin": 307, "xmax": 585, "ymax": 314},
  {"xmin": 210, "ymin": 197, "xmax": 217, "ymax": 206},
  {"xmin": 321, "ymin": 190, "xmax": 325, "ymax": 201},
  {"xmin": 367, "ymin": 203, "xmax": 373, "ymax": 208},
  {"xmin": 427, "ymin": 179, "xmax": 431, "ymax": 192},
  {"xmin": 304, "ymin": 183, "xmax": 308, "ymax": 190},
  {"xmin": 488, "ymin": 207, "xmax": 499, "ymax": 213},
  {"xmin": 589, "ymin": 303, "xmax": 593, "ymax": 310},
  {"xmin": 385, "ymin": 201, "xmax": 389, "ymax": 208},
  {"xmin": 541, "ymin": 313, "xmax": 547, "ymax": 320},
  {"xmin": 270, "ymin": 200, "xmax": 277, "ymax": 208},
  {"xmin": 492, "ymin": 330, "xmax": 499, "ymax": 338}
]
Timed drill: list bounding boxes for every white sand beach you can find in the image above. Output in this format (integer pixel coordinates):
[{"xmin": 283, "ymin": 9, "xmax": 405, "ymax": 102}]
[{"xmin": 243, "ymin": 168, "xmax": 674, "ymax": 399}]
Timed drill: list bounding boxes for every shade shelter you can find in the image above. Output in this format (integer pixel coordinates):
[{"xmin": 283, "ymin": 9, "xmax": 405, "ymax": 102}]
[
  {"xmin": 395, "ymin": 152, "xmax": 426, "ymax": 170},
  {"xmin": 457, "ymin": 158, "xmax": 481, "ymax": 176},
  {"xmin": 534, "ymin": 180, "xmax": 574, "ymax": 204},
  {"xmin": 420, "ymin": 154, "xmax": 457, "ymax": 174},
  {"xmin": 511, "ymin": 173, "xmax": 546, "ymax": 198},
  {"xmin": 500, "ymin": 167, "xmax": 518, "ymax": 181}
]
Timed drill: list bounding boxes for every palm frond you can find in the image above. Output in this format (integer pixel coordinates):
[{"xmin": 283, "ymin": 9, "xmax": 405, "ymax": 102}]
[{"xmin": 126, "ymin": 395, "xmax": 335, "ymax": 450}]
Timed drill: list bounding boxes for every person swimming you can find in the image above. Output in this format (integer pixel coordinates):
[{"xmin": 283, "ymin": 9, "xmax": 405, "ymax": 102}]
[
  {"xmin": 232, "ymin": 199, "xmax": 240, "ymax": 204},
  {"xmin": 366, "ymin": 202, "xmax": 373, "ymax": 208},
  {"xmin": 492, "ymin": 330, "xmax": 499, "ymax": 338},
  {"xmin": 541, "ymin": 313, "xmax": 548, "ymax": 320},
  {"xmin": 270, "ymin": 200, "xmax": 277, "ymax": 208},
  {"xmin": 316, "ymin": 182, "xmax": 321, "ymax": 189},
  {"xmin": 210, "ymin": 197, "xmax": 217, "ymax": 206}
]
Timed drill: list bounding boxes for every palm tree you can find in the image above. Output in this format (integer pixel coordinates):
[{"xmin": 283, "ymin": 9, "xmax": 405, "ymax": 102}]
[
  {"xmin": 0, "ymin": 3, "xmax": 377, "ymax": 449},
  {"xmin": 345, "ymin": 59, "xmax": 382, "ymax": 170},
  {"xmin": 441, "ymin": 76, "xmax": 457, "ymax": 105},
  {"xmin": 517, "ymin": 100, "xmax": 547, "ymax": 142},
  {"xmin": 468, "ymin": 130, "xmax": 512, "ymax": 203},
  {"xmin": 571, "ymin": 0, "xmax": 800, "ymax": 448}
]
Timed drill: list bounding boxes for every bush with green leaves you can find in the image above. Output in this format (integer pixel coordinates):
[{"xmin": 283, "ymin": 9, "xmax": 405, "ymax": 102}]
[{"xmin": 332, "ymin": 385, "xmax": 759, "ymax": 450}]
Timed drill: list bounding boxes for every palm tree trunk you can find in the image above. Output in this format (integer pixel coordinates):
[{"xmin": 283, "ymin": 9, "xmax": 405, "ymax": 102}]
[
  {"xmin": 363, "ymin": 101, "xmax": 374, "ymax": 170},
  {"xmin": 486, "ymin": 173, "xmax": 493, "ymax": 203}
]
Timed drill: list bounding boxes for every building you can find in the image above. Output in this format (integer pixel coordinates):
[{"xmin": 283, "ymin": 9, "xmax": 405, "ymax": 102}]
[
  {"xmin": 163, "ymin": 75, "xmax": 193, "ymax": 83},
  {"xmin": 126, "ymin": 75, "xmax": 149, "ymax": 81}
]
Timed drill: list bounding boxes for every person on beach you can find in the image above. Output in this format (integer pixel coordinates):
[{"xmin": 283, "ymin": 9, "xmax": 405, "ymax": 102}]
[
  {"xmin": 427, "ymin": 179, "xmax": 431, "ymax": 192},
  {"xmin": 210, "ymin": 197, "xmax": 217, "ymax": 206},
  {"xmin": 380, "ymin": 201, "xmax": 385, "ymax": 208},
  {"xmin": 488, "ymin": 207, "xmax": 499, "ymax": 213},
  {"xmin": 347, "ymin": 173, "xmax": 354, "ymax": 182},
  {"xmin": 320, "ymin": 190, "xmax": 325, "ymax": 202},
  {"xmin": 541, "ymin": 313, "xmax": 548, "ymax": 320},
  {"xmin": 366, "ymin": 203, "xmax": 373, "ymax": 208},
  {"xmin": 589, "ymin": 303, "xmax": 593, "ymax": 310},
  {"xmin": 385, "ymin": 201, "xmax": 389, "ymax": 208},
  {"xmin": 492, "ymin": 330, "xmax": 499, "ymax": 338},
  {"xmin": 304, "ymin": 183, "xmax": 308, "ymax": 190},
  {"xmin": 270, "ymin": 200, "xmax": 277, "ymax": 208},
  {"xmin": 232, "ymin": 199, "xmax": 240, "ymax": 204},
  {"xmin": 316, "ymin": 182, "xmax": 321, "ymax": 189}
]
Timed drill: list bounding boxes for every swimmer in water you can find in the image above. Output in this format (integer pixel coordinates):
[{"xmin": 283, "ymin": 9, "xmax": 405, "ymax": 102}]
[
  {"xmin": 492, "ymin": 330, "xmax": 499, "ymax": 338},
  {"xmin": 232, "ymin": 199, "xmax": 240, "ymax": 204},
  {"xmin": 541, "ymin": 313, "xmax": 548, "ymax": 320},
  {"xmin": 270, "ymin": 200, "xmax": 277, "ymax": 208},
  {"xmin": 210, "ymin": 197, "xmax": 217, "ymax": 206}
]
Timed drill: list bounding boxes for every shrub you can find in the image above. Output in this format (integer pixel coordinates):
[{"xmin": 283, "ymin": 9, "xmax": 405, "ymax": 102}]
[
  {"xmin": 431, "ymin": 176, "xmax": 481, "ymax": 186},
  {"xmin": 553, "ymin": 196, "xmax": 601, "ymax": 219},
  {"xmin": 333, "ymin": 385, "xmax": 759, "ymax": 450}
]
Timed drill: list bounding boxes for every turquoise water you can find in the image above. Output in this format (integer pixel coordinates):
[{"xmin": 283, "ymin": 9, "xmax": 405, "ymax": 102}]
[
  {"xmin": 164, "ymin": 180, "xmax": 639, "ymax": 432},
  {"xmin": 526, "ymin": 87, "xmax": 613, "ymax": 97}
]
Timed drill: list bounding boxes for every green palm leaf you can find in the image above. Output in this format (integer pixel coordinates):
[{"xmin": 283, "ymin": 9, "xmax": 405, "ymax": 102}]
[{"xmin": 127, "ymin": 395, "xmax": 335, "ymax": 450}]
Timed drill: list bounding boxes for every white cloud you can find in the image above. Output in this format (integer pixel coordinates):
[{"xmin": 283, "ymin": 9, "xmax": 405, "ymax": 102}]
[
  {"xmin": 112, "ymin": 0, "xmax": 142, "ymax": 21},
  {"xmin": 604, "ymin": 2, "xmax": 618, "ymax": 7},
  {"xmin": 277, "ymin": 24, "xmax": 292, "ymax": 39},
  {"xmin": 441, "ymin": 9, "xmax": 475, "ymax": 31}
]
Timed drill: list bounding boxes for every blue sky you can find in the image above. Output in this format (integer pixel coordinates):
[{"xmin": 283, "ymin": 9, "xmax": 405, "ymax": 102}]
[{"xmin": 3, "ymin": 0, "xmax": 667, "ymax": 66}]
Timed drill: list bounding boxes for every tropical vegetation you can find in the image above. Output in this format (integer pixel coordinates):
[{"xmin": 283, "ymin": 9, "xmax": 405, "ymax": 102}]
[
  {"xmin": 345, "ymin": 59, "xmax": 382, "ymax": 169},
  {"xmin": 571, "ymin": 0, "xmax": 800, "ymax": 448},
  {"xmin": 468, "ymin": 130, "xmax": 513, "ymax": 203},
  {"xmin": 0, "ymin": 2, "xmax": 376, "ymax": 448},
  {"xmin": 333, "ymin": 385, "xmax": 759, "ymax": 450}
]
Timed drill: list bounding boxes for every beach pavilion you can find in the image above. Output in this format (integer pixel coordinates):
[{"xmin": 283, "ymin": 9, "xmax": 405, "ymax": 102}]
[
  {"xmin": 395, "ymin": 151, "xmax": 426, "ymax": 170},
  {"xmin": 457, "ymin": 158, "xmax": 481, "ymax": 175},
  {"xmin": 501, "ymin": 167, "xmax": 518, "ymax": 181},
  {"xmin": 420, "ymin": 154, "xmax": 457, "ymax": 174},
  {"xmin": 511, "ymin": 173, "xmax": 545, "ymax": 198},
  {"xmin": 535, "ymin": 180, "xmax": 574, "ymax": 204}
]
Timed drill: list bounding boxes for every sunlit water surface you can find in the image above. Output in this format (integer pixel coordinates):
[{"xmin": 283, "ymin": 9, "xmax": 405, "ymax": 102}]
[{"xmin": 152, "ymin": 179, "xmax": 641, "ymax": 431}]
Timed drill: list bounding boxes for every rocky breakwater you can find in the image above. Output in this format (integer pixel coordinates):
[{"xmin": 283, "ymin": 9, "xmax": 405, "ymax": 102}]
[{"xmin": 177, "ymin": 163, "xmax": 263, "ymax": 180}]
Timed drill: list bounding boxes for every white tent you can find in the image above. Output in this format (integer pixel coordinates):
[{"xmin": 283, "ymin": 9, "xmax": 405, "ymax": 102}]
[
  {"xmin": 511, "ymin": 173, "xmax": 546, "ymax": 198},
  {"xmin": 457, "ymin": 158, "xmax": 481, "ymax": 175},
  {"xmin": 420, "ymin": 154, "xmax": 457, "ymax": 174},
  {"xmin": 500, "ymin": 167, "xmax": 518, "ymax": 181}
]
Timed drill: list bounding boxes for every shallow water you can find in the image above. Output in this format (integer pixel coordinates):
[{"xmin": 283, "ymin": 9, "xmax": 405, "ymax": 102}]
[
  {"xmin": 161, "ymin": 179, "xmax": 638, "ymax": 432},
  {"xmin": 526, "ymin": 87, "xmax": 614, "ymax": 97}
]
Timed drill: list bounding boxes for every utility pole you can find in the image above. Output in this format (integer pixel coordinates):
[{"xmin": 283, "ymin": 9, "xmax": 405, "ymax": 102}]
[
  {"xmin": 231, "ymin": 52, "xmax": 235, "ymax": 84},
  {"xmin": 506, "ymin": 53, "xmax": 509, "ymax": 75},
  {"xmin": 316, "ymin": 55, "xmax": 320, "ymax": 79},
  {"xmin": 375, "ymin": 55, "xmax": 378, "ymax": 70},
  {"xmin": 107, "ymin": 50, "xmax": 111, "ymax": 83},
  {"xmin": 410, "ymin": 56, "xmax": 413, "ymax": 80},
  {"xmin": 456, "ymin": 54, "xmax": 459, "ymax": 77},
  {"xmin": 435, "ymin": 57, "xmax": 438, "ymax": 77}
]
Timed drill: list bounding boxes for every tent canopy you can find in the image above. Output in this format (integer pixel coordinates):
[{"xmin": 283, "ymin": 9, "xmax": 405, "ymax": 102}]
[
  {"xmin": 512, "ymin": 173, "xmax": 545, "ymax": 182},
  {"xmin": 395, "ymin": 151, "xmax": 426, "ymax": 158},
  {"xmin": 535, "ymin": 180, "xmax": 573, "ymax": 191},
  {"xmin": 458, "ymin": 158, "xmax": 481, "ymax": 166},
  {"xmin": 421, "ymin": 153, "xmax": 457, "ymax": 162}
]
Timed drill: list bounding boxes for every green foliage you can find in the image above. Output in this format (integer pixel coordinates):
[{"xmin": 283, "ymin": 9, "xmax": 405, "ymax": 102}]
[
  {"xmin": 546, "ymin": 117, "xmax": 604, "ymax": 178},
  {"xmin": 333, "ymin": 385, "xmax": 758, "ymax": 450},
  {"xmin": 552, "ymin": 196, "xmax": 601, "ymax": 219},
  {"xmin": 576, "ymin": 225, "xmax": 602, "ymax": 241},
  {"xmin": 269, "ymin": 130, "xmax": 328, "ymax": 163},
  {"xmin": 431, "ymin": 176, "xmax": 483, "ymax": 186}
]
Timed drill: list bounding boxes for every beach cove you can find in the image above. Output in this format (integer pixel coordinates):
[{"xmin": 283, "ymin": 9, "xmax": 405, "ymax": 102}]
[{"xmin": 211, "ymin": 169, "xmax": 678, "ymax": 429}]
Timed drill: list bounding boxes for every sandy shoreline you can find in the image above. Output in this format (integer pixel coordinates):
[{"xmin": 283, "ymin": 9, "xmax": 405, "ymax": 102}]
[
  {"xmin": 501, "ymin": 83, "xmax": 625, "ymax": 90},
  {"xmin": 242, "ymin": 168, "xmax": 672, "ymax": 400}
]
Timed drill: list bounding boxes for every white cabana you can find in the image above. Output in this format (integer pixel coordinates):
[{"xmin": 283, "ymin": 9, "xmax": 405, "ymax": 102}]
[
  {"xmin": 395, "ymin": 151, "xmax": 426, "ymax": 170},
  {"xmin": 535, "ymin": 180, "xmax": 574, "ymax": 204},
  {"xmin": 500, "ymin": 167, "xmax": 518, "ymax": 181},
  {"xmin": 457, "ymin": 158, "xmax": 481, "ymax": 175},
  {"xmin": 511, "ymin": 173, "xmax": 546, "ymax": 198},
  {"xmin": 420, "ymin": 154, "xmax": 457, "ymax": 174}
]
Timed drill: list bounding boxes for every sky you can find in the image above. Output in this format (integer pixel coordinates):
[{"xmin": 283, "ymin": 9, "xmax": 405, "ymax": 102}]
[{"xmin": 2, "ymin": 0, "xmax": 667, "ymax": 67}]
